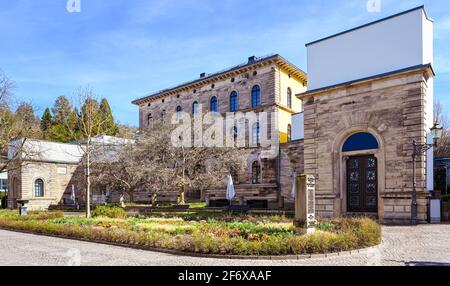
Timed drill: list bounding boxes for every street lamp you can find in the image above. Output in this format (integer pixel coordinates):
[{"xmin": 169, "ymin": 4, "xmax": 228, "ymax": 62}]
[{"xmin": 411, "ymin": 122, "xmax": 443, "ymax": 225}]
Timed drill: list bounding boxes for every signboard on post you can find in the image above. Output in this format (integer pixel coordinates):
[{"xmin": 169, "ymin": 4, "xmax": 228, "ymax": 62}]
[{"xmin": 294, "ymin": 175, "xmax": 316, "ymax": 235}]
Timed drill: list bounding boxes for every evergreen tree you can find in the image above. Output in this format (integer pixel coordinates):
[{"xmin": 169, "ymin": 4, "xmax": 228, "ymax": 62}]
[
  {"xmin": 99, "ymin": 98, "xmax": 119, "ymax": 136},
  {"xmin": 16, "ymin": 102, "xmax": 36, "ymax": 124},
  {"xmin": 45, "ymin": 96, "xmax": 81, "ymax": 143},
  {"xmin": 40, "ymin": 108, "xmax": 53, "ymax": 133},
  {"xmin": 52, "ymin": 96, "xmax": 72, "ymax": 124},
  {"xmin": 80, "ymin": 97, "xmax": 102, "ymax": 137},
  {"xmin": 15, "ymin": 102, "xmax": 41, "ymax": 138}
]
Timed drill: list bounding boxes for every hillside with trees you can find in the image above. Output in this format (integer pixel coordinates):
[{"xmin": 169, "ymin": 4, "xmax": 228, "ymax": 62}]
[{"xmin": 40, "ymin": 95, "xmax": 121, "ymax": 143}]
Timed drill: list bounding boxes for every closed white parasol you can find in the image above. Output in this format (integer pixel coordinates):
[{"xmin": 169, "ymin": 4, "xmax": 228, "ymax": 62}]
[{"xmin": 226, "ymin": 175, "xmax": 235, "ymax": 205}]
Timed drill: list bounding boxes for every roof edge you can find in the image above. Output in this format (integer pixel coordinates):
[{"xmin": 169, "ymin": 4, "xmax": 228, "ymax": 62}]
[
  {"xmin": 297, "ymin": 63, "xmax": 434, "ymax": 98},
  {"xmin": 132, "ymin": 54, "xmax": 307, "ymax": 105}
]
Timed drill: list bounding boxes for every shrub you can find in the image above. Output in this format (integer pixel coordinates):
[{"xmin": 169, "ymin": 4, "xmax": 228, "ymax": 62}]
[
  {"xmin": 92, "ymin": 205, "xmax": 127, "ymax": 219},
  {"xmin": 315, "ymin": 220, "xmax": 335, "ymax": 232},
  {"xmin": 0, "ymin": 210, "xmax": 381, "ymax": 256}
]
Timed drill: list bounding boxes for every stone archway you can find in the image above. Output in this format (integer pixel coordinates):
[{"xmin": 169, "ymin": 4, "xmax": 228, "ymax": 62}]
[{"xmin": 332, "ymin": 126, "xmax": 386, "ymax": 218}]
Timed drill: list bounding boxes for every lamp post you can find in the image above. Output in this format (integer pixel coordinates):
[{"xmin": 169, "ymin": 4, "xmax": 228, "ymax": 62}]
[{"xmin": 411, "ymin": 122, "xmax": 443, "ymax": 225}]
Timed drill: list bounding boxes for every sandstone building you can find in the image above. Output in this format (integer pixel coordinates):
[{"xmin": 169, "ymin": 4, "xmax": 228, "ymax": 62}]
[
  {"xmin": 298, "ymin": 6, "xmax": 434, "ymax": 223},
  {"xmin": 7, "ymin": 140, "xmax": 85, "ymax": 210},
  {"xmin": 132, "ymin": 54, "xmax": 307, "ymax": 208},
  {"xmin": 7, "ymin": 136, "xmax": 130, "ymax": 211}
]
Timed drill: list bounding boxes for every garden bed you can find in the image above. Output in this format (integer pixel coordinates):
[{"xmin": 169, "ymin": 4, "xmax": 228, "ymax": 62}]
[{"xmin": 0, "ymin": 209, "xmax": 381, "ymax": 256}]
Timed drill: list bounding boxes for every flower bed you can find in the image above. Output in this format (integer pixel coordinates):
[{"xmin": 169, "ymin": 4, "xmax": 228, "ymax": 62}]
[{"xmin": 0, "ymin": 210, "xmax": 381, "ymax": 256}]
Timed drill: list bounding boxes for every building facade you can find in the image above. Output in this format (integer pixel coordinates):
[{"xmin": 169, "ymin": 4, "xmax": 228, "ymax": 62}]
[
  {"xmin": 7, "ymin": 140, "xmax": 85, "ymax": 210},
  {"xmin": 7, "ymin": 136, "xmax": 131, "ymax": 211},
  {"xmin": 299, "ymin": 6, "xmax": 434, "ymax": 223},
  {"xmin": 132, "ymin": 55, "xmax": 308, "ymax": 207}
]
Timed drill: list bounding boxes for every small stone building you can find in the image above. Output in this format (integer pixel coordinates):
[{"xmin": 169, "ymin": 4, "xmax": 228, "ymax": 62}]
[
  {"xmin": 298, "ymin": 6, "xmax": 435, "ymax": 223},
  {"xmin": 7, "ymin": 136, "xmax": 131, "ymax": 211},
  {"xmin": 7, "ymin": 140, "xmax": 85, "ymax": 210}
]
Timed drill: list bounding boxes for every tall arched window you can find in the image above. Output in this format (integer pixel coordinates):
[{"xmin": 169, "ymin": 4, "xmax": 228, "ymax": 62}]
[
  {"xmin": 192, "ymin": 101, "xmax": 199, "ymax": 114},
  {"xmin": 287, "ymin": 124, "xmax": 292, "ymax": 142},
  {"xmin": 252, "ymin": 122, "xmax": 261, "ymax": 145},
  {"xmin": 210, "ymin": 96, "xmax": 218, "ymax": 112},
  {"xmin": 252, "ymin": 161, "xmax": 261, "ymax": 184},
  {"xmin": 287, "ymin": 87, "xmax": 292, "ymax": 109},
  {"xmin": 232, "ymin": 126, "xmax": 238, "ymax": 140},
  {"xmin": 342, "ymin": 132, "xmax": 379, "ymax": 152},
  {"xmin": 230, "ymin": 91, "xmax": 238, "ymax": 112},
  {"xmin": 251, "ymin": 85, "xmax": 261, "ymax": 108},
  {"xmin": 161, "ymin": 110, "xmax": 167, "ymax": 124},
  {"xmin": 34, "ymin": 179, "xmax": 44, "ymax": 197},
  {"xmin": 176, "ymin": 105, "xmax": 183, "ymax": 113},
  {"xmin": 147, "ymin": 113, "xmax": 153, "ymax": 128}
]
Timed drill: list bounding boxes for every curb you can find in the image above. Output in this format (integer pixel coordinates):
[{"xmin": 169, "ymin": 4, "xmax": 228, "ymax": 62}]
[{"xmin": 0, "ymin": 226, "xmax": 379, "ymax": 261}]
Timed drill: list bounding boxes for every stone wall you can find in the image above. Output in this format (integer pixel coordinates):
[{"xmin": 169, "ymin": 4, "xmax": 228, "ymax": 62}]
[
  {"xmin": 280, "ymin": 140, "xmax": 305, "ymax": 208},
  {"xmin": 139, "ymin": 65, "xmax": 278, "ymax": 130},
  {"xmin": 301, "ymin": 67, "xmax": 433, "ymax": 223},
  {"xmin": 8, "ymin": 161, "xmax": 84, "ymax": 211},
  {"xmin": 136, "ymin": 59, "xmax": 306, "ymax": 208}
]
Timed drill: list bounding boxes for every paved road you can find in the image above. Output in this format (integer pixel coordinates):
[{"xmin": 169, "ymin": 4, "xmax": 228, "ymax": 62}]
[{"xmin": 1, "ymin": 225, "xmax": 450, "ymax": 266}]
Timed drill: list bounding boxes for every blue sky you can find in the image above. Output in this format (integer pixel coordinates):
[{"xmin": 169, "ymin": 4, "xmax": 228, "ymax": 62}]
[{"xmin": 0, "ymin": 0, "xmax": 449, "ymax": 127}]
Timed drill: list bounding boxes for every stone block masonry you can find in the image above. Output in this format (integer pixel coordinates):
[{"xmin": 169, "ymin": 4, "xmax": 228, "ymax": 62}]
[{"xmin": 299, "ymin": 66, "xmax": 434, "ymax": 223}]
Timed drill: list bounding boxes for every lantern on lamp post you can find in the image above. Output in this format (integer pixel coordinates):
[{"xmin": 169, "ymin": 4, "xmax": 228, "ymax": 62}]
[{"xmin": 411, "ymin": 122, "xmax": 443, "ymax": 225}]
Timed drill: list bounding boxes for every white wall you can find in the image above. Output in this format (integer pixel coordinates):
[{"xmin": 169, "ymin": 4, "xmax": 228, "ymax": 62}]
[
  {"xmin": 291, "ymin": 113, "xmax": 304, "ymax": 141},
  {"xmin": 307, "ymin": 7, "xmax": 433, "ymax": 91}
]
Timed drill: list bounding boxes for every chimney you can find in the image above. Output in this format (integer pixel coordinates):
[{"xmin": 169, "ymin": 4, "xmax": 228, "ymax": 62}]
[
  {"xmin": 200, "ymin": 72, "xmax": 206, "ymax": 78},
  {"xmin": 248, "ymin": 56, "xmax": 256, "ymax": 63}
]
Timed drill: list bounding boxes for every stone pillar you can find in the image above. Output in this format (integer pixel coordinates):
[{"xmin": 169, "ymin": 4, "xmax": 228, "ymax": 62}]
[{"xmin": 294, "ymin": 175, "xmax": 316, "ymax": 235}]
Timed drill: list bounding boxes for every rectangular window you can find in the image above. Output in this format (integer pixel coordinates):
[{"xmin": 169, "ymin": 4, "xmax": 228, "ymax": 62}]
[{"xmin": 0, "ymin": 179, "xmax": 6, "ymax": 190}]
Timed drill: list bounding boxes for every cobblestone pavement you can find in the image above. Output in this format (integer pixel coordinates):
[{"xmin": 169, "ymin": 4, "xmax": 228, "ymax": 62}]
[{"xmin": 0, "ymin": 225, "xmax": 449, "ymax": 266}]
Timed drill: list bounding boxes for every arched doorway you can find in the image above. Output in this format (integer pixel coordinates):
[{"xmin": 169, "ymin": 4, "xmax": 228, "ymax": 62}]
[{"xmin": 342, "ymin": 132, "xmax": 380, "ymax": 214}]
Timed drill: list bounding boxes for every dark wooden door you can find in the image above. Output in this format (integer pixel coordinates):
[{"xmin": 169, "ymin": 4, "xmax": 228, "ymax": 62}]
[{"xmin": 347, "ymin": 155, "xmax": 378, "ymax": 213}]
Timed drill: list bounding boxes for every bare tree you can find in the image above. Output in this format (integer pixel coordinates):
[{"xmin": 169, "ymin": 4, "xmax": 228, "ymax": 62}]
[
  {"xmin": 90, "ymin": 141, "xmax": 151, "ymax": 203},
  {"xmin": 434, "ymin": 100, "xmax": 450, "ymax": 158},
  {"xmin": 65, "ymin": 87, "xmax": 114, "ymax": 217},
  {"xmin": 0, "ymin": 71, "xmax": 40, "ymax": 174},
  {"xmin": 94, "ymin": 122, "xmax": 246, "ymax": 205},
  {"xmin": 0, "ymin": 71, "xmax": 14, "ymax": 106}
]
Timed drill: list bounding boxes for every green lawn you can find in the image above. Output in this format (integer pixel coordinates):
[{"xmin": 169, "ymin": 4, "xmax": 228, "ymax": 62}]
[{"xmin": 0, "ymin": 209, "xmax": 381, "ymax": 256}]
